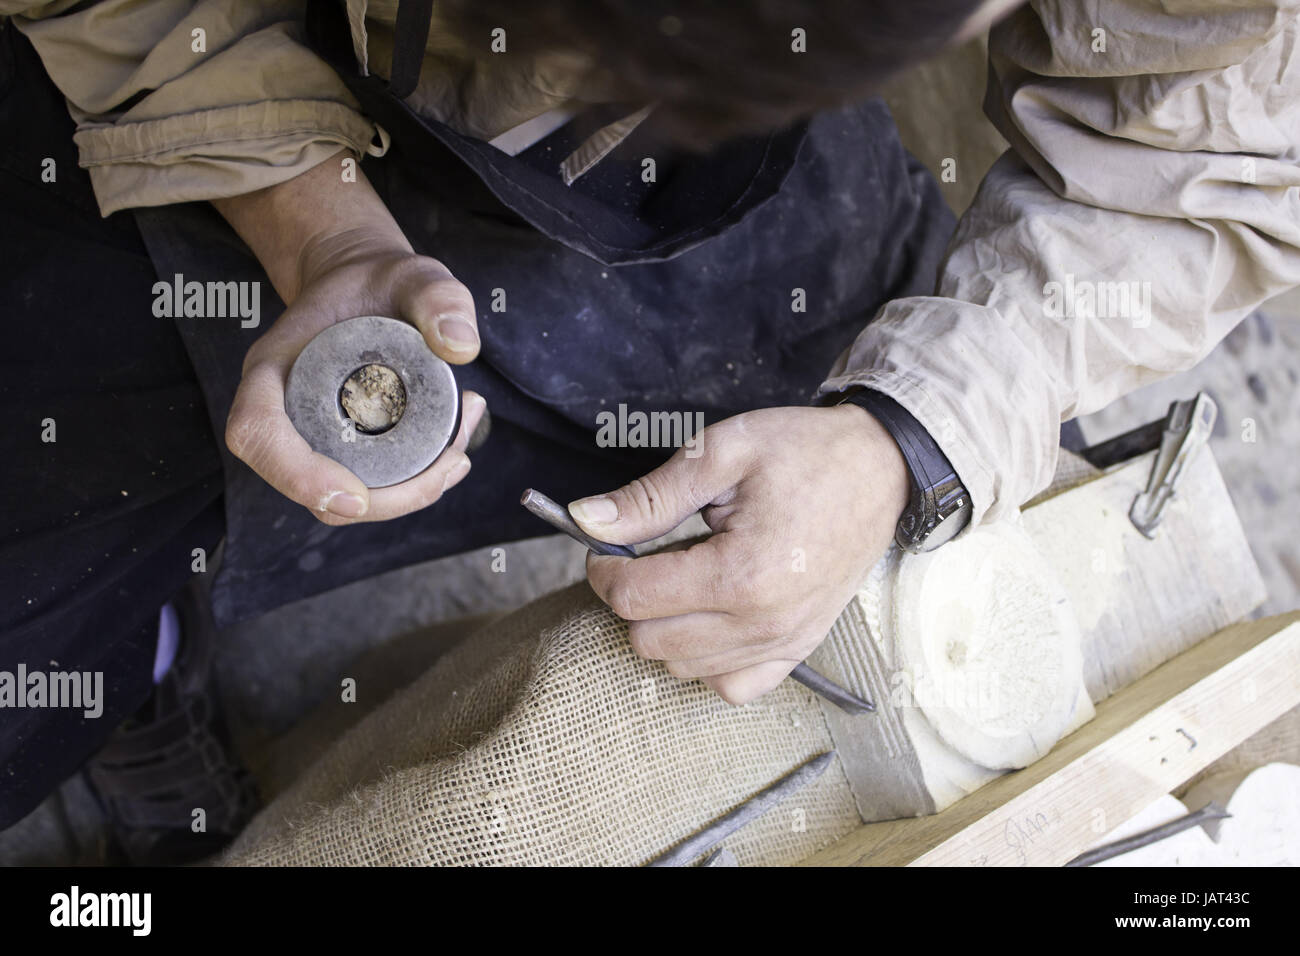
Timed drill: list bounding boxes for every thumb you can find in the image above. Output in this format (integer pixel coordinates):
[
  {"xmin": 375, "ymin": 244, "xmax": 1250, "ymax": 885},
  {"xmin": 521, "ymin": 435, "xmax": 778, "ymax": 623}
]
[
  {"xmin": 393, "ymin": 258, "xmax": 480, "ymax": 365},
  {"xmin": 568, "ymin": 440, "xmax": 740, "ymax": 546}
]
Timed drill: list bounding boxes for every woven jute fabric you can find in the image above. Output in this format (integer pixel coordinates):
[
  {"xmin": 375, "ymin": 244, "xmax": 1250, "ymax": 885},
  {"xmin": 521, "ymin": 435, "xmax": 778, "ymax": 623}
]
[
  {"xmin": 221, "ymin": 583, "xmax": 864, "ymax": 866},
  {"xmin": 222, "ymin": 462, "xmax": 1100, "ymax": 866}
]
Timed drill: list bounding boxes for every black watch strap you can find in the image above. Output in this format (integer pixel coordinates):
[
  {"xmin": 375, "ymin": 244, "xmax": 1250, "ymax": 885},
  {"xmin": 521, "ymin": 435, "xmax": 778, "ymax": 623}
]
[{"xmin": 833, "ymin": 388, "xmax": 972, "ymax": 553}]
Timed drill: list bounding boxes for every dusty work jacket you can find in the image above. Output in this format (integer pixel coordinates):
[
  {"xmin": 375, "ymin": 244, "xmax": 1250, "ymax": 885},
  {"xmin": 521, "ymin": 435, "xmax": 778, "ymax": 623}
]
[{"xmin": 5, "ymin": 0, "xmax": 1300, "ymax": 540}]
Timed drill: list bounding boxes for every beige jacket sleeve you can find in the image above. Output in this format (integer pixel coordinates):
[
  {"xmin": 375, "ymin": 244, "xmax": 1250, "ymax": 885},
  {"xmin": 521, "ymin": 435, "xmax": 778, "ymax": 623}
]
[
  {"xmin": 817, "ymin": 0, "xmax": 1300, "ymax": 532},
  {"xmin": 4, "ymin": 0, "xmax": 380, "ymax": 215}
]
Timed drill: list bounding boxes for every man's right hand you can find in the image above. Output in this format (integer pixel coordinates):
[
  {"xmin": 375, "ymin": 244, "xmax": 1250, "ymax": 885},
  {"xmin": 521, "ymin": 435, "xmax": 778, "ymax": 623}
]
[{"xmin": 213, "ymin": 150, "xmax": 486, "ymax": 524}]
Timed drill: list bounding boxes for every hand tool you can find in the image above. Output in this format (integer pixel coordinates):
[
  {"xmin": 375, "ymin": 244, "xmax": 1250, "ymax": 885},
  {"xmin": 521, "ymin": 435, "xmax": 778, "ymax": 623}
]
[
  {"xmin": 520, "ymin": 488, "xmax": 874, "ymax": 715},
  {"xmin": 1129, "ymin": 391, "xmax": 1216, "ymax": 538},
  {"xmin": 1065, "ymin": 801, "xmax": 1230, "ymax": 867},
  {"xmin": 699, "ymin": 848, "xmax": 738, "ymax": 867},
  {"xmin": 285, "ymin": 315, "xmax": 460, "ymax": 487},
  {"xmin": 647, "ymin": 751, "xmax": 836, "ymax": 866}
]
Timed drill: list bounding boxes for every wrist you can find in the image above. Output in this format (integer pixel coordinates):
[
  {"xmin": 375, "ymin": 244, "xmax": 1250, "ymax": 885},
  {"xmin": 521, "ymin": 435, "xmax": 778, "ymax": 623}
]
[
  {"xmin": 212, "ymin": 149, "xmax": 411, "ymax": 305},
  {"xmin": 294, "ymin": 225, "xmax": 413, "ymax": 295},
  {"xmin": 832, "ymin": 388, "xmax": 972, "ymax": 553},
  {"xmin": 833, "ymin": 402, "xmax": 910, "ymax": 525}
]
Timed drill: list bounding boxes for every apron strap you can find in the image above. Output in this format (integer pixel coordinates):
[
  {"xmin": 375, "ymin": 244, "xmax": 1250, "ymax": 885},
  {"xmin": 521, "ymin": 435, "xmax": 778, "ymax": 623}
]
[
  {"xmin": 389, "ymin": 0, "xmax": 433, "ymax": 99},
  {"xmin": 304, "ymin": 0, "xmax": 809, "ymax": 264}
]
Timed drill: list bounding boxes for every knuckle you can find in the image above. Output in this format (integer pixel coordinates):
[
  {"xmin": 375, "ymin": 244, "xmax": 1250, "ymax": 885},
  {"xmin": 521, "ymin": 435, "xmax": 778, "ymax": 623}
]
[
  {"xmin": 674, "ymin": 453, "xmax": 721, "ymax": 512},
  {"xmin": 379, "ymin": 253, "xmax": 432, "ymax": 286},
  {"xmin": 417, "ymin": 275, "xmax": 475, "ymax": 317},
  {"xmin": 705, "ymin": 418, "xmax": 750, "ymax": 470},
  {"xmin": 441, "ymin": 280, "xmax": 477, "ymax": 314},
  {"xmin": 617, "ymin": 476, "xmax": 674, "ymax": 526},
  {"xmin": 708, "ymin": 674, "xmax": 751, "ymax": 707},
  {"xmin": 630, "ymin": 638, "xmax": 662, "ymax": 663},
  {"xmin": 605, "ymin": 575, "xmax": 647, "ymax": 621},
  {"xmin": 371, "ymin": 255, "xmax": 412, "ymax": 296},
  {"xmin": 224, "ymin": 411, "xmax": 271, "ymax": 465},
  {"xmin": 419, "ymin": 472, "xmax": 454, "ymax": 509},
  {"xmin": 627, "ymin": 623, "xmax": 661, "ymax": 660},
  {"xmin": 238, "ymin": 340, "xmax": 267, "ymax": 377},
  {"xmin": 725, "ymin": 558, "xmax": 769, "ymax": 611},
  {"xmin": 664, "ymin": 659, "xmax": 694, "ymax": 680}
]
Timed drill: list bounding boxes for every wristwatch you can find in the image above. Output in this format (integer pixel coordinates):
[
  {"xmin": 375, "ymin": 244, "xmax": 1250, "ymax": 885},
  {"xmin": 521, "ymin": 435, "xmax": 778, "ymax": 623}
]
[{"xmin": 832, "ymin": 388, "xmax": 972, "ymax": 553}]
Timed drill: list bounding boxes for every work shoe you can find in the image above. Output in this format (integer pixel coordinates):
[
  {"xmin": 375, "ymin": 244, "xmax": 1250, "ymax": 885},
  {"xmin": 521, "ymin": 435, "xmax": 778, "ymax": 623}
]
[{"xmin": 84, "ymin": 577, "xmax": 258, "ymax": 865}]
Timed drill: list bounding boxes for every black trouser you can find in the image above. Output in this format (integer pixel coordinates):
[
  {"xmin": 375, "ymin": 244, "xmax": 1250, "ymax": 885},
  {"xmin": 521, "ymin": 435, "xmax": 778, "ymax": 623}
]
[{"xmin": 0, "ymin": 24, "xmax": 224, "ymax": 826}]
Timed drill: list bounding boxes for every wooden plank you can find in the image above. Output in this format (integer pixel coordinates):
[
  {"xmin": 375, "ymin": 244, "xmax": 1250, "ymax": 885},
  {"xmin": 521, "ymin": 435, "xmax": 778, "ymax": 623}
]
[
  {"xmin": 1178, "ymin": 702, "xmax": 1300, "ymax": 798},
  {"xmin": 803, "ymin": 612, "xmax": 1300, "ymax": 867},
  {"xmin": 1024, "ymin": 448, "xmax": 1266, "ymax": 703}
]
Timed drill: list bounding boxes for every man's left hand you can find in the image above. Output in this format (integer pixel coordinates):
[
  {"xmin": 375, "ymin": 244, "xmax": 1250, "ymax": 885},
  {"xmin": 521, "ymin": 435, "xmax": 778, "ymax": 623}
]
[{"xmin": 570, "ymin": 404, "xmax": 910, "ymax": 705}]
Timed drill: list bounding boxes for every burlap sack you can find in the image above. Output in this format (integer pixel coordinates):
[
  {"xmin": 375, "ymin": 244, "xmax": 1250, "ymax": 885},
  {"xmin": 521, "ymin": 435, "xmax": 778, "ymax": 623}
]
[
  {"xmin": 222, "ymin": 583, "xmax": 864, "ymax": 866},
  {"xmin": 218, "ymin": 449, "xmax": 1265, "ymax": 865},
  {"xmin": 221, "ymin": 511, "xmax": 1097, "ymax": 866}
]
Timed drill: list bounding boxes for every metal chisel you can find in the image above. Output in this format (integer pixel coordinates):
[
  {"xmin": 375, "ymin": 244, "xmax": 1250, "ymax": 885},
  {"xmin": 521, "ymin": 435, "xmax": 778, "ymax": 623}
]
[
  {"xmin": 521, "ymin": 488, "xmax": 874, "ymax": 715},
  {"xmin": 647, "ymin": 750, "xmax": 837, "ymax": 866}
]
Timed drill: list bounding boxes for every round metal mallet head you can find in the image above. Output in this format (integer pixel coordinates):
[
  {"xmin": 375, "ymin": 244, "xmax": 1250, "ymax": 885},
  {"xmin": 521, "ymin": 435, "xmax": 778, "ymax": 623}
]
[{"xmin": 284, "ymin": 315, "xmax": 460, "ymax": 488}]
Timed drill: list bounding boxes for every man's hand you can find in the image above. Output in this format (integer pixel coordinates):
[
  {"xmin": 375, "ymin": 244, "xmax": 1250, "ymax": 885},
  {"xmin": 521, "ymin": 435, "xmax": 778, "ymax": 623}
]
[
  {"xmin": 570, "ymin": 404, "xmax": 910, "ymax": 705},
  {"xmin": 214, "ymin": 150, "xmax": 486, "ymax": 523}
]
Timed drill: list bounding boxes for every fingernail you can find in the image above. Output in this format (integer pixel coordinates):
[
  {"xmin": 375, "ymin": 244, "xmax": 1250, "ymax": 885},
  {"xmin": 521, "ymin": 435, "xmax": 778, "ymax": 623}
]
[
  {"xmin": 442, "ymin": 455, "xmax": 471, "ymax": 492},
  {"xmin": 434, "ymin": 314, "xmax": 479, "ymax": 353},
  {"xmin": 466, "ymin": 392, "xmax": 487, "ymax": 420},
  {"xmin": 323, "ymin": 491, "xmax": 367, "ymax": 518},
  {"xmin": 570, "ymin": 496, "xmax": 618, "ymax": 525}
]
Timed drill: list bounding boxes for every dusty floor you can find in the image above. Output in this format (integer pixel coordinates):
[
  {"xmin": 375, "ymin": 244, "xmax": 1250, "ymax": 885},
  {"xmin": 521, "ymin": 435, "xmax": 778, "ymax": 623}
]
[{"xmin": 2, "ymin": 38, "xmax": 1296, "ymax": 866}]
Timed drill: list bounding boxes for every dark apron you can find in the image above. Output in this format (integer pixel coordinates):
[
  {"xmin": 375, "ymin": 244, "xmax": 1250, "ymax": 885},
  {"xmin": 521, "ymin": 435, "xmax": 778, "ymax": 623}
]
[{"xmin": 132, "ymin": 0, "xmax": 958, "ymax": 626}]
